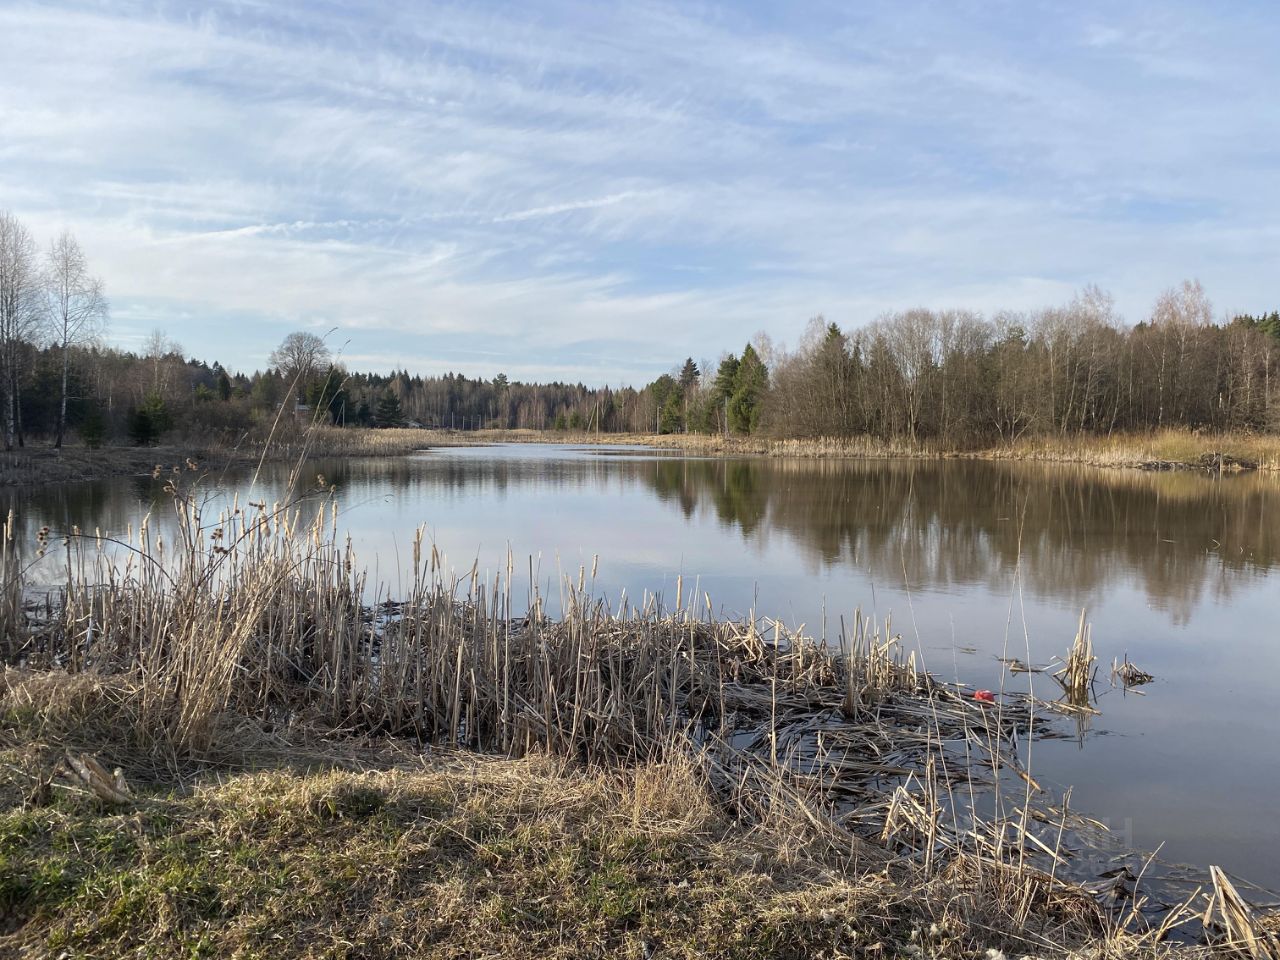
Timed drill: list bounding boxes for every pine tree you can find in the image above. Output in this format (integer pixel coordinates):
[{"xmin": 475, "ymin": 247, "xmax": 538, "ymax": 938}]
[
  {"xmin": 712, "ymin": 355, "xmax": 739, "ymax": 401},
  {"xmin": 127, "ymin": 391, "xmax": 171, "ymax": 445},
  {"xmin": 679, "ymin": 357, "xmax": 699, "ymax": 389},
  {"xmin": 707, "ymin": 354, "xmax": 740, "ymax": 435},
  {"xmin": 659, "ymin": 390, "xmax": 684, "ymax": 433},
  {"xmin": 728, "ymin": 344, "xmax": 768, "ymax": 434},
  {"xmin": 374, "ymin": 391, "xmax": 403, "ymax": 428},
  {"xmin": 78, "ymin": 403, "xmax": 106, "ymax": 448}
]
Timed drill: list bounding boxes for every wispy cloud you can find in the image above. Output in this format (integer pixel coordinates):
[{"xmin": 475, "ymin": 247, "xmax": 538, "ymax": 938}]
[
  {"xmin": 3, "ymin": 0, "xmax": 1278, "ymax": 381},
  {"xmin": 490, "ymin": 192, "xmax": 651, "ymax": 223}
]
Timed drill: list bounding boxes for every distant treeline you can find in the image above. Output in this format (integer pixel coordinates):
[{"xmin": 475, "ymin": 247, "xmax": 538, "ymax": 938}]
[
  {"xmin": 314, "ymin": 281, "xmax": 1280, "ymax": 446},
  {"xmin": 0, "ymin": 331, "xmax": 773, "ymax": 446},
  {"xmin": 760, "ymin": 285, "xmax": 1280, "ymax": 444},
  {"xmin": 3, "ymin": 206, "xmax": 1279, "ymax": 452}
]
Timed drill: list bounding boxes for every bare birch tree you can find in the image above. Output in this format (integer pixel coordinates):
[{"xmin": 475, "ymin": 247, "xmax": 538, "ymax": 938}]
[
  {"xmin": 0, "ymin": 212, "xmax": 41, "ymax": 450},
  {"xmin": 144, "ymin": 329, "xmax": 184, "ymax": 398},
  {"xmin": 44, "ymin": 230, "xmax": 107, "ymax": 447}
]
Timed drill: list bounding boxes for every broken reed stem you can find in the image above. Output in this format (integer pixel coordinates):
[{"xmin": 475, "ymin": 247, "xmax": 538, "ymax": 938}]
[
  {"xmin": 1054, "ymin": 609, "xmax": 1097, "ymax": 707},
  {"xmin": 2, "ymin": 510, "xmax": 21, "ymax": 663}
]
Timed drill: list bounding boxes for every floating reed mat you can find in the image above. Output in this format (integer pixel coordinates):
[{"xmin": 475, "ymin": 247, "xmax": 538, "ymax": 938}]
[
  {"xmin": 0, "ymin": 496, "xmax": 1197, "ymax": 931},
  {"xmin": 1113, "ymin": 653, "xmax": 1155, "ymax": 688}
]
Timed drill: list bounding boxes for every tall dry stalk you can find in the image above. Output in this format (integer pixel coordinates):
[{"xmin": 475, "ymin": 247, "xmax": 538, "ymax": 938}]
[
  {"xmin": 2, "ymin": 509, "xmax": 21, "ymax": 660},
  {"xmin": 1053, "ymin": 609, "xmax": 1096, "ymax": 707},
  {"xmin": 840, "ymin": 609, "xmax": 918, "ymax": 716}
]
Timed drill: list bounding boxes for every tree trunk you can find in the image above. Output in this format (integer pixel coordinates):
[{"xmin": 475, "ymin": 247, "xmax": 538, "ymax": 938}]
[
  {"xmin": 13, "ymin": 372, "xmax": 24, "ymax": 447},
  {"xmin": 55, "ymin": 340, "xmax": 70, "ymax": 448},
  {"xmin": 2, "ymin": 380, "xmax": 14, "ymax": 452}
]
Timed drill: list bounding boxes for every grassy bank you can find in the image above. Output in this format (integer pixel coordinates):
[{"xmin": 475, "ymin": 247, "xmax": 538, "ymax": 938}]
[
  {"xmin": 962, "ymin": 430, "xmax": 1280, "ymax": 472},
  {"xmin": 473, "ymin": 428, "xmax": 1280, "ymax": 472},
  {"xmin": 0, "ymin": 723, "xmax": 1126, "ymax": 960},
  {"xmin": 0, "ymin": 667, "xmax": 1216, "ymax": 960},
  {"xmin": 0, "ymin": 426, "xmax": 481, "ymax": 487},
  {"xmin": 6, "ymin": 425, "xmax": 1278, "ymax": 488}
]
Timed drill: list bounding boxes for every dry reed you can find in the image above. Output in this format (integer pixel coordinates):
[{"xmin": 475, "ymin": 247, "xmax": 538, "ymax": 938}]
[
  {"xmin": 1053, "ymin": 609, "xmax": 1098, "ymax": 707},
  {"xmin": 467, "ymin": 426, "xmax": 1280, "ymax": 472},
  {"xmin": 1114, "ymin": 654, "xmax": 1155, "ymax": 688},
  {"xmin": 3, "ymin": 477, "xmax": 1055, "ymax": 850}
]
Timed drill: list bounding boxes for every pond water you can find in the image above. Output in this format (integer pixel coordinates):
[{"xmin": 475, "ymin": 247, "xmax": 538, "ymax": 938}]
[{"xmin": 4, "ymin": 443, "xmax": 1279, "ymax": 893}]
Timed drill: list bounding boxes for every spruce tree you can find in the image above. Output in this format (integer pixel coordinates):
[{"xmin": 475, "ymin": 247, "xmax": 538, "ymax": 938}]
[
  {"xmin": 374, "ymin": 392, "xmax": 404, "ymax": 428},
  {"xmin": 678, "ymin": 357, "xmax": 699, "ymax": 389},
  {"xmin": 728, "ymin": 344, "xmax": 768, "ymax": 434}
]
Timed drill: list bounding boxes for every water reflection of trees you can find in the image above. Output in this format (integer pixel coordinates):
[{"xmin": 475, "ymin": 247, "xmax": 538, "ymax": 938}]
[
  {"xmin": 638, "ymin": 458, "xmax": 1279, "ymax": 617},
  {"xmin": 7, "ymin": 453, "xmax": 1276, "ymax": 619},
  {"xmin": 2, "ymin": 475, "xmax": 165, "ymax": 543}
]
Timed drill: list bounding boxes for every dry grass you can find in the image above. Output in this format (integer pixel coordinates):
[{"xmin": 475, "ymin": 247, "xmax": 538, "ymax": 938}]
[
  {"xmin": 247, "ymin": 424, "xmax": 486, "ymax": 460},
  {"xmin": 470, "ymin": 429, "xmax": 933, "ymax": 460},
  {"xmin": 963, "ymin": 428, "xmax": 1280, "ymax": 472},
  {"xmin": 9, "ymin": 425, "xmax": 1277, "ymax": 490},
  {"xmin": 0, "ymin": 739, "xmax": 1187, "ymax": 960},
  {"xmin": 457, "ymin": 427, "xmax": 1280, "ymax": 472},
  {"xmin": 0, "ymin": 427, "xmax": 468, "ymax": 488}
]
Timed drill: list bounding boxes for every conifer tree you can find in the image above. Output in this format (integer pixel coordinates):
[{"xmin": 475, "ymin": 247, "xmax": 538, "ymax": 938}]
[{"xmin": 374, "ymin": 391, "xmax": 403, "ymax": 427}]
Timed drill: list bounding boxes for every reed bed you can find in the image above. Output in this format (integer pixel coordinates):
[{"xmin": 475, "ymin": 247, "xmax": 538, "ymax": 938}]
[
  {"xmin": 485, "ymin": 426, "xmax": 1280, "ymax": 472},
  {"xmin": 0, "ymin": 477, "xmax": 1262, "ymax": 955},
  {"xmin": 3, "ymin": 486, "xmax": 1010, "ymax": 789},
  {"xmin": 9, "ymin": 424, "xmax": 1278, "ymax": 493},
  {"xmin": 337, "ymin": 425, "xmax": 1280, "ymax": 473},
  {"xmin": 3, "ymin": 480, "xmax": 1016, "ymax": 799},
  {"xmin": 963, "ymin": 429, "xmax": 1280, "ymax": 472},
  {"xmin": 247, "ymin": 425, "xmax": 1280, "ymax": 494},
  {"xmin": 485, "ymin": 429, "xmax": 937, "ymax": 460}
]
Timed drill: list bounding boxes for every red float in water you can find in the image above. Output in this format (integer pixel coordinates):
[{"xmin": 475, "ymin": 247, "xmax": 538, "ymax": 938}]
[{"xmin": 973, "ymin": 689, "xmax": 997, "ymax": 703}]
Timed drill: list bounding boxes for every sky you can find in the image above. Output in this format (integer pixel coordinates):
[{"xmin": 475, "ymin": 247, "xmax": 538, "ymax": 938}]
[{"xmin": 2, "ymin": 0, "xmax": 1278, "ymax": 385}]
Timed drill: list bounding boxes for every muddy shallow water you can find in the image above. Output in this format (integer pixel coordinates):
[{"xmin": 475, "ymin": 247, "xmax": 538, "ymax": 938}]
[{"xmin": 5, "ymin": 443, "xmax": 1279, "ymax": 893}]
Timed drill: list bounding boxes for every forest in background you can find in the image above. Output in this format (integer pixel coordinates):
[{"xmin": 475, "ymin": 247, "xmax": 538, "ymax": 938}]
[{"xmin": 4, "ymin": 211, "xmax": 1280, "ymax": 452}]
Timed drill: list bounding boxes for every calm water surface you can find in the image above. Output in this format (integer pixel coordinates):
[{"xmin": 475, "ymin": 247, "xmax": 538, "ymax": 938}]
[{"xmin": 5, "ymin": 444, "xmax": 1278, "ymax": 890}]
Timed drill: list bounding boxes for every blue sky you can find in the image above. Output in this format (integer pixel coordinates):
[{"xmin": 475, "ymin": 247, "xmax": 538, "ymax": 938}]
[{"xmin": 3, "ymin": 0, "xmax": 1277, "ymax": 384}]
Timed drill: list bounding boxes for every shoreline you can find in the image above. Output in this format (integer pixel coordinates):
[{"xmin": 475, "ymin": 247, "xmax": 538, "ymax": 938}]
[
  {"xmin": 473, "ymin": 428, "xmax": 1280, "ymax": 473},
  {"xmin": 4, "ymin": 425, "xmax": 1278, "ymax": 490},
  {"xmin": 0, "ymin": 428, "xmax": 486, "ymax": 488}
]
